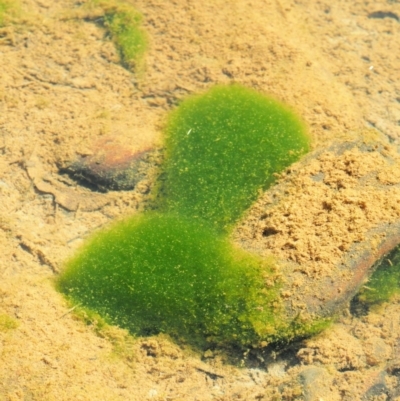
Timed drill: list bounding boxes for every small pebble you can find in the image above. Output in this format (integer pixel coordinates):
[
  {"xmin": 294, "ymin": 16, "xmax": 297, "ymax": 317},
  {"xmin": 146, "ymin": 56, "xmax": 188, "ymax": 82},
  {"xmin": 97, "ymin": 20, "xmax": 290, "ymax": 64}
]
[{"xmin": 64, "ymin": 136, "xmax": 157, "ymax": 191}]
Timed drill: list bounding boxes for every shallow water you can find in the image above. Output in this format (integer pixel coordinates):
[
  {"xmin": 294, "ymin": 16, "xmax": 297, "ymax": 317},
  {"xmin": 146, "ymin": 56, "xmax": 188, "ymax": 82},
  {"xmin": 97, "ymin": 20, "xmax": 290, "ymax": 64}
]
[{"xmin": 0, "ymin": 0, "xmax": 399, "ymax": 399}]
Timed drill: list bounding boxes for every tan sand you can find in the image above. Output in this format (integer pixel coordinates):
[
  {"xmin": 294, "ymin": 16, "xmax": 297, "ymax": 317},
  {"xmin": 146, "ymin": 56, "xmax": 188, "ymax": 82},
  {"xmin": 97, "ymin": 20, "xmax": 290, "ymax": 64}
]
[{"xmin": 1, "ymin": 0, "xmax": 400, "ymax": 399}]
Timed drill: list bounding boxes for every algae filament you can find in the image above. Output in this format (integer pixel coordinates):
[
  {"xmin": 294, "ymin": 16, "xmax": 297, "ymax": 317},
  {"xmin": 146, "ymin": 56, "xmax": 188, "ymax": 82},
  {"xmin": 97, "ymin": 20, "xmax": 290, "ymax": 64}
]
[{"xmin": 58, "ymin": 84, "xmax": 313, "ymax": 349}]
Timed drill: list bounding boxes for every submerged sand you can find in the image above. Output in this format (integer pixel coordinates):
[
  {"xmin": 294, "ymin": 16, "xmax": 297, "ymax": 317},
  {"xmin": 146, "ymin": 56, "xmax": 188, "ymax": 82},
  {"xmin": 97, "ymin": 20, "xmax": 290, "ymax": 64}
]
[{"xmin": 1, "ymin": 0, "xmax": 400, "ymax": 399}]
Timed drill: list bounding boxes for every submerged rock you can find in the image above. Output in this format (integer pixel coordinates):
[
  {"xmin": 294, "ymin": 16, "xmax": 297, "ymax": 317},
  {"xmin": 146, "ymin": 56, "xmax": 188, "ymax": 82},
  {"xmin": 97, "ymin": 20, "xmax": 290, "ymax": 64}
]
[{"xmin": 63, "ymin": 136, "xmax": 161, "ymax": 191}]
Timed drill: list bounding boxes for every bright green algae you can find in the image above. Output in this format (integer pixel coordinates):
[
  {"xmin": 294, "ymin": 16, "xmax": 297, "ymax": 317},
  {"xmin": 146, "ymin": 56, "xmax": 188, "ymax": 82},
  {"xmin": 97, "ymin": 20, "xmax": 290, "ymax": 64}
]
[
  {"xmin": 162, "ymin": 85, "xmax": 310, "ymax": 230},
  {"xmin": 83, "ymin": 0, "xmax": 147, "ymax": 71},
  {"xmin": 57, "ymin": 84, "xmax": 316, "ymax": 349},
  {"xmin": 355, "ymin": 245, "xmax": 400, "ymax": 307},
  {"xmin": 103, "ymin": 4, "xmax": 147, "ymax": 69},
  {"xmin": 57, "ymin": 213, "xmax": 281, "ymax": 348}
]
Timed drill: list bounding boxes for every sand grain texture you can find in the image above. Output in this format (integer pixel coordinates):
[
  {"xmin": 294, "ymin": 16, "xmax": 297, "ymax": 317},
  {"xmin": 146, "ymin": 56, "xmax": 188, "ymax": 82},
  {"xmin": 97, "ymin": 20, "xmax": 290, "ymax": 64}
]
[{"xmin": 1, "ymin": 0, "xmax": 400, "ymax": 400}]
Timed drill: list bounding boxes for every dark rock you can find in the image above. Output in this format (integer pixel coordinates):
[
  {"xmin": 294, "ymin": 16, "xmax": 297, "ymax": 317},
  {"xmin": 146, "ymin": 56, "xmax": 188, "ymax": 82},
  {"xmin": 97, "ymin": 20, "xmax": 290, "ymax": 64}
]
[{"xmin": 63, "ymin": 136, "xmax": 161, "ymax": 191}]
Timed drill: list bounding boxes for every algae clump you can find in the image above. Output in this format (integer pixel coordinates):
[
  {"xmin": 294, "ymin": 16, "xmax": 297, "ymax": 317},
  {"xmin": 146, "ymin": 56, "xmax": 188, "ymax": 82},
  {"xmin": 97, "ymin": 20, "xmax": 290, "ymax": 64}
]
[
  {"xmin": 354, "ymin": 245, "xmax": 400, "ymax": 308},
  {"xmin": 0, "ymin": 314, "xmax": 18, "ymax": 332},
  {"xmin": 162, "ymin": 84, "xmax": 310, "ymax": 230},
  {"xmin": 81, "ymin": 0, "xmax": 147, "ymax": 71},
  {"xmin": 58, "ymin": 213, "xmax": 281, "ymax": 348},
  {"xmin": 57, "ymin": 84, "xmax": 314, "ymax": 349}
]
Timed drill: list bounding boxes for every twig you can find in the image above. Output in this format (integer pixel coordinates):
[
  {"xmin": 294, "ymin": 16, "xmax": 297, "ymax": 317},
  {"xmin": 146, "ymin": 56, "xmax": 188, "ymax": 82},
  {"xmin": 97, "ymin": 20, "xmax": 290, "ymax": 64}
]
[{"xmin": 58, "ymin": 303, "xmax": 82, "ymax": 320}]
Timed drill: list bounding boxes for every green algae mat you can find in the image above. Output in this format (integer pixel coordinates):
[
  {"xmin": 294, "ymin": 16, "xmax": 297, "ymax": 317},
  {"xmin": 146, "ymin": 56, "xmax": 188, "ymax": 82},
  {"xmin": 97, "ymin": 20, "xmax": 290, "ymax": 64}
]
[{"xmin": 57, "ymin": 84, "xmax": 315, "ymax": 349}]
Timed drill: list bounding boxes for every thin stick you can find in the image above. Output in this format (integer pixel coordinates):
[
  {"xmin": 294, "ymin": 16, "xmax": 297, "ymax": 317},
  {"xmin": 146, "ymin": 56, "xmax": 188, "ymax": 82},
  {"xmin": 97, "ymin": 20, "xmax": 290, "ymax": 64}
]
[{"xmin": 58, "ymin": 303, "xmax": 81, "ymax": 320}]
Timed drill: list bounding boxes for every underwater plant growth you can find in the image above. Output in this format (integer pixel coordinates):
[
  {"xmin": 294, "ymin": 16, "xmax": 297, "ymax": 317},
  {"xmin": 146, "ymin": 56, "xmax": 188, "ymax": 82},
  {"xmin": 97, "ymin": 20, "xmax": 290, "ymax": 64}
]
[
  {"xmin": 83, "ymin": 0, "xmax": 147, "ymax": 70},
  {"xmin": 354, "ymin": 245, "xmax": 400, "ymax": 308},
  {"xmin": 0, "ymin": 314, "xmax": 18, "ymax": 332},
  {"xmin": 58, "ymin": 213, "xmax": 281, "ymax": 348},
  {"xmin": 162, "ymin": 85, "xmax": 310, "ymax": 230},
  {"xmin": 58, "ymin": 84, "xmax": 314, "ymax": 349},
  {"xmin": 0, "ymin": 0, "xmax": 19, "ymax": 27}
]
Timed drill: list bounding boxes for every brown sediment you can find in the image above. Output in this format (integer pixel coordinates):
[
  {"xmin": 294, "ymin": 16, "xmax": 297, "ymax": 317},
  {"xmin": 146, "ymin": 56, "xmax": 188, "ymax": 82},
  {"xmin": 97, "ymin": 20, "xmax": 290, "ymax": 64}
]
[
  {"xmin": 25, "ymin": 153, "xmax": 112, "ymax": 211},
  {"xmin": 233, "ymin": 139, "xmax": 400, "ymax": 321}
]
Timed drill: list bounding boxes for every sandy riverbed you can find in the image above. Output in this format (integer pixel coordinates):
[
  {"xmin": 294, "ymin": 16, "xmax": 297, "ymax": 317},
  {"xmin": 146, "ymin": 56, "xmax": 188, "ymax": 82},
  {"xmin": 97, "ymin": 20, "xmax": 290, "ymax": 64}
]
[{"xmin": 1, "ymin": 0, "xmax": 400, "ymax": 399}]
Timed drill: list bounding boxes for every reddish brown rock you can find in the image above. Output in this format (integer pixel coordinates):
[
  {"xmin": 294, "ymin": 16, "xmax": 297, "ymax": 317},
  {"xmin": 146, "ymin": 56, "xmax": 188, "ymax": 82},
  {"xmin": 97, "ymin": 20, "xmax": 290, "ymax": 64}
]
[{"xmin": 64, "ymin": 136, "xmax": 161, "ymax": 191}]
